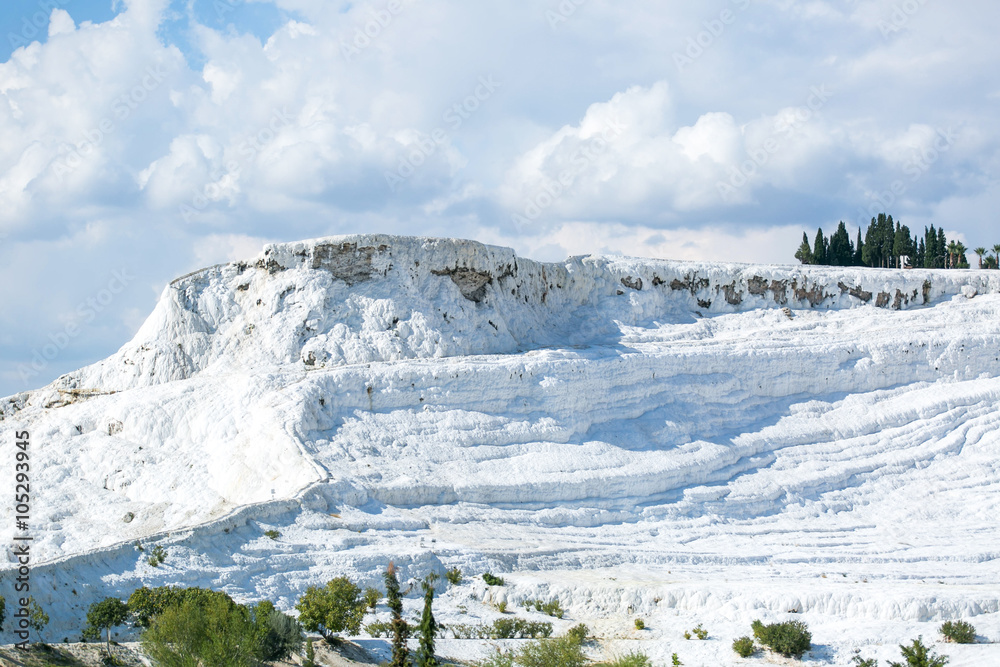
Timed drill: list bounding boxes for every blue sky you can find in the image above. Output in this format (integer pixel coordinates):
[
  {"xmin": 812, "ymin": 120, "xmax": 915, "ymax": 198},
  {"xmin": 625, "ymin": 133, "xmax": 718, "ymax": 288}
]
[{"xmin": 1, "ymin": 0, "xmax": 999, "ymax": 397}]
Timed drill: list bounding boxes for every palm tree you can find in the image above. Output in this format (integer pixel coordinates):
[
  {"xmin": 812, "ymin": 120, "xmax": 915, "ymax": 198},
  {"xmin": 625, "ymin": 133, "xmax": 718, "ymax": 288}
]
[
  {"xmin": 993, "ymin": 243, "xmax": 1000, "ymax": 268},
  {"xmin": 946, "ymin": 241, "xmax": 958, "ymax": 269},
  {"xmin": 955, "ymin": 241, "xmax": 967, "ymax": 268},
  {"xmin": 974, "ymin": 247, "xmax": 987, "ymax": 269}
]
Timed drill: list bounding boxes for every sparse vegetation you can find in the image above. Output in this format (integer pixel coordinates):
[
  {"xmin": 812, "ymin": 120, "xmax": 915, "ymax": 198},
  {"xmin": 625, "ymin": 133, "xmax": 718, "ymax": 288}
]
[
  {"xmin": 450, "ymin": 618, "xmax": 552, "ymax": 639},
  {"xmin": 445, "ymin": 567, "xmax": 463, "ymax": 585},
  {"xmin": 751, "ymin": 618, "xmax": 811, "ymax": 658},
  {"xmin": 495, "ymin": 600, "xmax": 508, "ymax": 613},
  {"xmin": 851, "ymin": 651, "xmax": 878, "ymax": 667},
  {"xmin": 672, "ymin": 654, "xmax": 683, "ymax": 666},
  {"xmin": 146, "ymin": 545, "xmax": 167, "ymax": 567},
  {"xmin": 366, "ymin": 620, "xmax": 393, "ymax": 637},
  {"xmin": 483, "ymin": 572, "xmax": 505, "ymax": 586},
  {"xmin": 303, "ymin": 637, "xmax": 316, "ymax": 667},
  {"xmin": 733, "ymin": 636, "xmax": 756, "ymax": 658},
  {"xmin": 939, "ymin": 620, "xmax": 975, "ymax": 644},
  {"xmin": 598, "ymin": 651, "xmax": 652, "ymax": 667},
  {"xmin": 264, "ymin": 529, "xmax": 280, "ymax": 540},
  {"xmin": 684, "ymin": 623, "xmax": 707, "ymax": 640},
  {"xmin": 523, "ymin": 598, "xmax": 565, "ymax": 618},
  {"xmin": 478, "ymin": 635, "xmax": 588, "ymax": 667},
  {"xmin": 633, "ymin": 618, "xmax": 645, "ymax": 630},
  {"xmin": 888, "ymin": 637, "xmax": 949, "ymax": 667}
]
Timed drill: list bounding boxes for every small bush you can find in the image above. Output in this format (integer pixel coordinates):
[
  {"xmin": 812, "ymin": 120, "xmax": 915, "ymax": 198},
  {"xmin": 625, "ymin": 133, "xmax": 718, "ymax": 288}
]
[
  {"xmin": 634, "ymin": 618, "xmax": 645, "ymax": 630},
  {"xmin": 365, "ymin": 620, "xmax": 393, "ymax": 638},
  {"xmin": 672, "ymin": 654, "xmax": 683, "ymax": 666},
  {"xmin": 888, "ymin": 637, "xmax": 949, "ymax": 667},
  {"xmin": 147, "ymin": 545, "xmax": 167, "ymax": 567},
  {"xmin": 445, "ymin": 567, "xmax": 463, "ymax": 585},
  {"xmin": 751, "ymin": 619, "xmax": 811, "ymax": 658},
  {"xmin": 940, "ymin": 620, "xmax": 975, "ymax": 644},
  {"xmin": 566, "ymin": 623, "xmax": 589, "ymax": 644},
  {"xmin": 264, "ymin": 529, "xmax": 280, "ymax": 540},
  {"xmin": 483, "ymin": 573, "xmax": 505, "ymax": 586},
  {"xmin": 851, "ymin": 651, "xmax": 878, "ymax": 667},
  {"xmin": 691, "ymin": 623, "xmax": 708, "ymax": 640},
  {"xmin": 604, "ymin": 651, "xmax": 653, "ymax": 667},
  {"xmin": 732, "ymin": 636, "xmax": 755, "ymax": 658},
  {"xmin": 514, "ymin": 636, "xmax": 588, "ymax": 667},
  {"xmin": 491, "ymin": 617, "xmax": 552, "ymax": 639},
  {"xmin": 362, "ymin": 587, "xmax": 381, "ymax": 610}
]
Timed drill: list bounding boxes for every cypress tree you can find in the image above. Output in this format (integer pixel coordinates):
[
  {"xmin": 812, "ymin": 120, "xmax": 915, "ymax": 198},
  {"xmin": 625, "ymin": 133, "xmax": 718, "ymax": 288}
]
[
  {"xmin": 829, "ymin": 221, "xmax": 851, "ymax": 266},
  {"xmin": 813, "ymin": 228, "xmax": 828, "ymax": 265},
  {"xmin": 385, "ymin": 563, "xmax": 409, "ymax": 667},
  {"xmin": 937, "ymin": 227, "xmax": 947, "ymax": 267},
  {"xmin": 415, "ymin": 574, "xmax": 439, "ymax": 667},
  {"xmin": 794, "ymin": 232, "xmax": 814, "ymax": 264},
  {"xmin": 854, "ymin": 228, "xmax": 864, "ymax": 266}
]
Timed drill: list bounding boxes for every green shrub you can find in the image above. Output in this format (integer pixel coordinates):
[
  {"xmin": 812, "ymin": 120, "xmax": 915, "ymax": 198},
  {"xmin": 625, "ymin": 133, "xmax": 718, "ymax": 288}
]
[
  {"xmin": 147, "ymin": 545, "xmax": 167, "ymax": 567},
  {"xmin": 565, "ymin": 623, "xmax": 588, "ymax": 644},
  {"xmin": 127, "ymin": 586, "xmax": 235, "ymax": 628},
  {"xmin": 634, "ymin": 618, "xmax": 645, "ymax": 630},
  {"xmin": 295, "ymin": 577, "xmax": 366, "ymax": 638},
  {"xmin": 513, "ymin": 636, "xmax": 588, "ymax": 667},
  {"xmin": 363, "ymin": 587, "xmax": 381, "ymax": 610},
  {"xmin": 445, "ymin": 567, "xmax": 463, "ymax": 585},
  {"xmin": 691, "ymin": 623, "xmax": 708, "ymax": 640},
  {"xmin": 732, "ymin": 636, "xmax": 755, "ymax": 658},
  {"xmin": 253, "ymin": 600, "xmax": 303, "ymax": 661},
  {"xmin": 939, "ymin": 620, "xmax": 975, "ymax": 644},
  {"xmin": 491, "ymin": 617, "xmax": 552, "ymax": 639},
  {"xmin": 672, "ymin": 654, "xmax": 683, "ymax": 666},
  {"xmin": 888, "ymin": 637, "xmax": 949, "ymax": 667},
  {"xmin": 483, "ymin": 573, "xmax": 505, "ymax": 586},
  {"xmin": 366, "ymin": 620, "xmax": 393, "ymax": 638},
  {"xmin": 851, "ymin": 651, "xmax": 878, "ymax": 667},
  {"xmin": 264, "ymin": 529, "xmax": 280, "ymax": 540},
  {"xmin": 751, "ymin": 618, "xmax": 811, "ymax": 658},
  {"xmin": 141, "ymin": 595, "xmax": 260, "ymax": 667},
  {"xmin": 524, "ymin": 598, "xmax": 564, "ymax": 618},
  {"xmin": 602, "ymin": 651, "xmax": 653, "ymax": 667},
  {"xmin": 303, "ymin": 638, "xmax": 316, "ymax": 667},
  {"xmin": 495, "ymin": 600, "xmax": 508, "ymax": 613}
]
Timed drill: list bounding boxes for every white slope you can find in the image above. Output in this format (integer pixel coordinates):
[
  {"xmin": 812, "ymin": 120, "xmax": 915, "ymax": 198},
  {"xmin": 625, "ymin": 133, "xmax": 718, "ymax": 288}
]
[{"xmin": 2, "ymin": 234, "xmax": 999, "ymax": 664}]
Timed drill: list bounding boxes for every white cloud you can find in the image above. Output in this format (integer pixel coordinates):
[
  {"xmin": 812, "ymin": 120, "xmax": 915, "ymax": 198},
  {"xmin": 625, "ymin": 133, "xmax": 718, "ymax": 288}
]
[{"xmin": 1, "ymin": 0, "xmax": 999, "ymax": 396}]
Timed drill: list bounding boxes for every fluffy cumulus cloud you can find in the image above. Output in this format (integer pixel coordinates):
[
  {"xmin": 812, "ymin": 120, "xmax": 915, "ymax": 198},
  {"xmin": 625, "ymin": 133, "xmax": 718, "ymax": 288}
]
[{"xmin": 1, "ymin": 0, "xmax": 998, "ymax": 395}]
